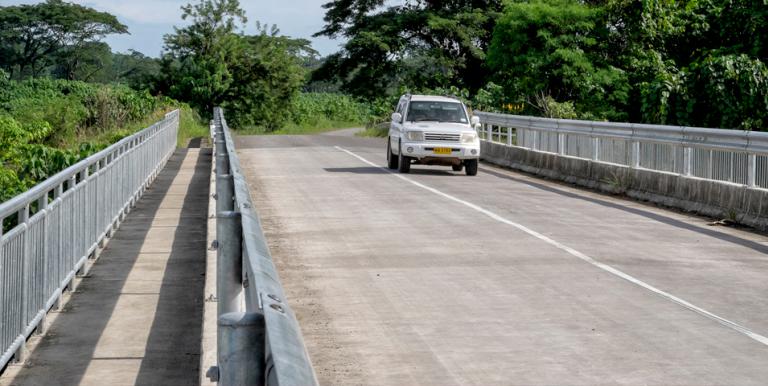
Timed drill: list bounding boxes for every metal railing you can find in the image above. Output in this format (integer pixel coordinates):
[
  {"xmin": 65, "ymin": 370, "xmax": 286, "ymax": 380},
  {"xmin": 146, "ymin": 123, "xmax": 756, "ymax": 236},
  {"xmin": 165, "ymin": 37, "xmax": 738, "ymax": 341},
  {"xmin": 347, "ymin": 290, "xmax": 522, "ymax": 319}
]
[
  {"xmin": 476, "ymin": 112, "xmax": 768, "ymax": 189},
  {"xmin": 211, "ymin": 107, "xmax": 317, "ymax": 386},
  {"xmin": 0, "ymin": 110, "xmax": 179, "ymax": 370}
]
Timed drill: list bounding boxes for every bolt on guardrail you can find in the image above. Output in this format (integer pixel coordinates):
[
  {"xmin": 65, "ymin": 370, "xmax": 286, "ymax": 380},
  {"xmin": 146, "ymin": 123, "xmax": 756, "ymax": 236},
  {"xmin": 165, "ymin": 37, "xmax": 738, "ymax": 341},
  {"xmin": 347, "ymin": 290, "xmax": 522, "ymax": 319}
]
[
  {"xmin": 0, "ymin": 110, "xmax": 179, "ymax": 371},
  {"xmin": 210, "ymin": 107, "xmax": 317, "ymax": 386},
  {"xmin": 475, "ymin": 112, "xmax": 768, "ymax": 189}
]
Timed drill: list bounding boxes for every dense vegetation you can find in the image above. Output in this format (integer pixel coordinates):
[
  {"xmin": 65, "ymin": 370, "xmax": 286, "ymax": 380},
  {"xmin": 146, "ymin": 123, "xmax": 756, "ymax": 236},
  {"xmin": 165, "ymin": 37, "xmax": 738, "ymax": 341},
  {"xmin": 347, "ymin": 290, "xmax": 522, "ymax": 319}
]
[
  {"xmin": 0, "ymin": 0, "xmax": 363, "ymax": 206},
  {"xmin": 314, "ymin": 0, "xmax": 768, "ymax": 130},
  {"xmin": 2, "ymin": 0, "xmax": 767, "ymax": 205},
  {"xmin": 0, "ymin": 74, "xmax": 195, "ymax": 203},
  {"xmin": 0, "ymin": 1, "xmax": 207, "ymax": 204},
  {"xmin": 156, "ymin": 0, "xmax": 315, "ymax": 130}
]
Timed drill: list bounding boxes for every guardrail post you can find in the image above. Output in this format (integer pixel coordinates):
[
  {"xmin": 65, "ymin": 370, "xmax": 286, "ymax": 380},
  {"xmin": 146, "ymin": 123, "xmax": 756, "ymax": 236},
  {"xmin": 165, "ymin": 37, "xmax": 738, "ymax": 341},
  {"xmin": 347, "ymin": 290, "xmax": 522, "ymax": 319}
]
[
  {"xmin": 507, "ymin": 127, "xmax": 513, "ymax": 146},
  {"xmin": 558, "ymin": 133, "xmax": 566, "ymax": 155},
  {"xmin": 12, "ymin": 340, "xmax": 28, "ymax": 364},
  {"xmin": 630, "ymin": 141, "xmax": 640, "ymax": 168},
  {"xmin": 683, "ymin": 147, "xmax": 692, "ymax": 176},
  {"xmin": 487, "ymin": 124, "xmax": 492, "ymax": 141},
  {"xmin": 217, "ymin": 311, "xmax": 266, "ymax": 386},
  {"xmin": 217, "ymin": 211, "xmax": 243, "ymax": 316},
  {"xmin": 748, "ymin": 153, "xmax": 757, "ymax": 187},
  {"xmin": 592, "ymin": 137, "xmax": 599, "ymax": 161}
]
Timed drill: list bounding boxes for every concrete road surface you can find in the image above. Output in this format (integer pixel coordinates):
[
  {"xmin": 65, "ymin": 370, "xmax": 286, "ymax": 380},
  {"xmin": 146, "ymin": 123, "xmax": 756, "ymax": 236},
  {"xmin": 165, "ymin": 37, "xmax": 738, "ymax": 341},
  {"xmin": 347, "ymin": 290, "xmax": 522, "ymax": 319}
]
[{"xmin": 235, "ymin": 131, "xmax": 768, "ymax": 386}]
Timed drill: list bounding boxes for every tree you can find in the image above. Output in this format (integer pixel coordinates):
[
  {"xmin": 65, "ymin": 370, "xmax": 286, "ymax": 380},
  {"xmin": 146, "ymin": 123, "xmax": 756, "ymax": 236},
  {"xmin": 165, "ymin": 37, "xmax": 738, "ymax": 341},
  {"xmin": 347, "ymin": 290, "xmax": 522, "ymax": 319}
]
[
  {"xmin": 108, "ymin": 50, "xmax": 161, "ymax": 90},
  {"xmin": 487, "ymin": 0, "xmax": 628, "ymax": 120},
  {"xmin": 600, "ymin": 0, "xmax": 768, "ymax": 128},
  {"xmin": 51, "ymin": 41, "xmax": 112, "ymax": 81},
  {"xmin": 159, "ymin": 0, "xmax": 309, "ymax": 129},
  {"xmin": 222, "ymin": 26, "xmax": 307, "ymax": 129},
  {"xmin": 160, "ymin": 0, "xmax": 246, "ymax": 115},
  {"xmin": 312, "ymin": 0, "xmax": 503, "ymax": 99},
  {"xmin": 0, "ymin": 0, "xmax": 127, "ymax": 79}
]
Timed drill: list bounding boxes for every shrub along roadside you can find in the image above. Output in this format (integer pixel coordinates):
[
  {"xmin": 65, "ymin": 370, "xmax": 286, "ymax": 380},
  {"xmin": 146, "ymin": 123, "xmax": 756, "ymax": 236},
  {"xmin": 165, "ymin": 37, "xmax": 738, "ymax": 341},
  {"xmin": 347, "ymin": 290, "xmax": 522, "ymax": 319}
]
[
  {"xmin": 0, "ymin": 76, "xmax": 208, "ymax": 205},
  {"xmin": 235, "ymin": 92, "xmax": 371, "ymax": 134}
]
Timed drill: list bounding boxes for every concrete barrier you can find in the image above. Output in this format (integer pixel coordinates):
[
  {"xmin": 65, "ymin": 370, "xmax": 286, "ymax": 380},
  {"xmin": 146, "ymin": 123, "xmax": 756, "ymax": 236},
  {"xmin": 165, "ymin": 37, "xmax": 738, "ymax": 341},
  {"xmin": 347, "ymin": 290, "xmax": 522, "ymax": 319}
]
[{"xmin": 481, "ymin": 141, "xmax": 768, "ymax": 230}]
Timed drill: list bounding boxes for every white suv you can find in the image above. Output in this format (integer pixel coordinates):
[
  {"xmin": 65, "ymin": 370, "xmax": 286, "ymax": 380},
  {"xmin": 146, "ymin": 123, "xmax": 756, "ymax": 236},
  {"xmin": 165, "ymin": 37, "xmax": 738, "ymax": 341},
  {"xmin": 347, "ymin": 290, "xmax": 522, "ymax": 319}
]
[{"xmin": 387, "ymin": 94, "xmax": 481, "ymax": 176}]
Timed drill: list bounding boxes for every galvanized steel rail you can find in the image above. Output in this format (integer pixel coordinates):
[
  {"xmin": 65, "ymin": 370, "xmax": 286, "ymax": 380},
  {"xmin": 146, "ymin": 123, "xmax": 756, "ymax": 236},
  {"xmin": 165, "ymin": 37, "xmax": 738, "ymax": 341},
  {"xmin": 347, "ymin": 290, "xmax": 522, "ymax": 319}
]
[
  {"xmin": 0, "ymin": 110, "xmax": 179, "ymax": 370},
  {"xmin": 476, "ymin": 112, "xmax": 768, "ymax": 189},
  {"xmin": 211, "ymin": 107, "xmax": 317, "ymax": 386}
]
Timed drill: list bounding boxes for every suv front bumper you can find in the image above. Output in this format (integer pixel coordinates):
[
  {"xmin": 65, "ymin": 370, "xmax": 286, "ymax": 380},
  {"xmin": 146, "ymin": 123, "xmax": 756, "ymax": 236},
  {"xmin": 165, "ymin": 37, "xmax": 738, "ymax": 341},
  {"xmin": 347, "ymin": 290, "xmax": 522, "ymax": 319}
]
[{"xmin": 400, "ymin": 141, "xmax": 480, "ymax": 160}]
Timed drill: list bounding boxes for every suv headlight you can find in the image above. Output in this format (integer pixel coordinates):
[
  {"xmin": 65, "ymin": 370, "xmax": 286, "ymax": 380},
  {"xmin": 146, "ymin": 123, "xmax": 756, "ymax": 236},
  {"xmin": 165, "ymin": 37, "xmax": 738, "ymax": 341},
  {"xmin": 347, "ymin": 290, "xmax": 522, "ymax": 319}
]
[
  {"xmin": 405, "ymin": 131, "xmax": 424, "ymax": 141},
  {"xmin": 461, "ymin": 132, "xmax": 478, "ymax": 143}
]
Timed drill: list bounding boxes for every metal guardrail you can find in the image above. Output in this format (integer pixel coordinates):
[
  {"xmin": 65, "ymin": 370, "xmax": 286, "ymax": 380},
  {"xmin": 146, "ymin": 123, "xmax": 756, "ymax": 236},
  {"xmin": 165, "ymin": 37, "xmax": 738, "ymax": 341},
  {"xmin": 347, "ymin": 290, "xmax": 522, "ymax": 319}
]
[
  {"xmin": 476, "ymin": 112, "xmax": 768, "ymax": 189},
  {"xmin": 0, "ymin": 110, "xmax": 179, "ymax": 370},
  {"xmin": 211, "ymin": 107, "xmax": 317, "ymax": 386}
]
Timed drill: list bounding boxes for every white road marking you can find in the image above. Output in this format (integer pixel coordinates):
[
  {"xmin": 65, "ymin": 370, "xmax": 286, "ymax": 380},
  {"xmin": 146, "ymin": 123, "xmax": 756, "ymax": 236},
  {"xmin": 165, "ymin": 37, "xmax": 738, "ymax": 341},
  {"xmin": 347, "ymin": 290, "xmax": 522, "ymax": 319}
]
[{"xmin": 335, "ymin": 145, "xmax": 768, "ymax": 347}]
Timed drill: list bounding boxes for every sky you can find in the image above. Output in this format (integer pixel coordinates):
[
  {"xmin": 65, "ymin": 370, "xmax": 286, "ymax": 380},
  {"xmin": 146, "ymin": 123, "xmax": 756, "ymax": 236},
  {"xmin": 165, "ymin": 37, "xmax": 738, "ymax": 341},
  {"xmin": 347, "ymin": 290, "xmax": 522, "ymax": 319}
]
[{"xmin": 1, "ymin": 0, "xmax": 346, "ymax": 57}]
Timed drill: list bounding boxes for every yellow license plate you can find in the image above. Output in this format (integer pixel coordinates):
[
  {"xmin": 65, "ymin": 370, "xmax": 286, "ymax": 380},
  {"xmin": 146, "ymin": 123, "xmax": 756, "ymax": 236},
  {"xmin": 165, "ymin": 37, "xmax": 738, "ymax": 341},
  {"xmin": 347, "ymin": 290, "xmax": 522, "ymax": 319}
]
[{"xmin": 433, "ymin": 147, "xmax": 452, "ymax": 155}]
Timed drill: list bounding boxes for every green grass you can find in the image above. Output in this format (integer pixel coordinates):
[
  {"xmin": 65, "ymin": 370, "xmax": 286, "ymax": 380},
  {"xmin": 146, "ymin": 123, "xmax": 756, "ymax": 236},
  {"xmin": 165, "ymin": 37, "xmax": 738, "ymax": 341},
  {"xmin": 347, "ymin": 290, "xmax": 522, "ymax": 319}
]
[
  {"xmin": 176, "ymin": 105, "xmax": 209, "ymax": 146},
  {"xmin": 236, "ymin": 118, "xmax": 363, "ymax": 135},
  {"xmin": 89, "ymin": 104, "xmax": 209, "ymax": 148},
  {"xmin": 356, "ymin": 123, "xmax": 389, "ymax": 137}
]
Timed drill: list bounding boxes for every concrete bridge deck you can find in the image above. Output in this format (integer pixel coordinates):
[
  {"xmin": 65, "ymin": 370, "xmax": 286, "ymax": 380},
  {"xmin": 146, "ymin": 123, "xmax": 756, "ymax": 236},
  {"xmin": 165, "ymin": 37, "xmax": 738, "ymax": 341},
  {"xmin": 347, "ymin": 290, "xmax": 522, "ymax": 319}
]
[
  {"xmin": 235, "ymin": 132, "xmax": 768, "ymax": 385},
  {"xmin": 0, "ymin": 149, "xmax": 210, "ymax": 386},
  {"xmin": 3, "ymin": 129, "xmax": 768, "ymax": 385}
]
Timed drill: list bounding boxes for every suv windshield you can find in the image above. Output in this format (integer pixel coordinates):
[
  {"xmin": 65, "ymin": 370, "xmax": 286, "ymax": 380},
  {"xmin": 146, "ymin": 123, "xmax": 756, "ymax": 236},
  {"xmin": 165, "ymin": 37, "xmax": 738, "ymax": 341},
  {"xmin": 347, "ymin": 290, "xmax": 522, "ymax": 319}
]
[{"xmin": 406, "ymin": 101, "xmax": 468, "ymax": 123}]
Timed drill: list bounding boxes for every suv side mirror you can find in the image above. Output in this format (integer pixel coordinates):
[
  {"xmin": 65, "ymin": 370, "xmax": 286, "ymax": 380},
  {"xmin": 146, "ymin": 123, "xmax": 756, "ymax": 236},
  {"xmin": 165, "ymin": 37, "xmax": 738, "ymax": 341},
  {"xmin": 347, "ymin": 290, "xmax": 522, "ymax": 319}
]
[
  {"xmin": 391, "ymin": 112, "xmax": 402, "ymax": 123},
  {"xmin": 470, "ymin": 115, "xmax": 481, "ymax": 129}
]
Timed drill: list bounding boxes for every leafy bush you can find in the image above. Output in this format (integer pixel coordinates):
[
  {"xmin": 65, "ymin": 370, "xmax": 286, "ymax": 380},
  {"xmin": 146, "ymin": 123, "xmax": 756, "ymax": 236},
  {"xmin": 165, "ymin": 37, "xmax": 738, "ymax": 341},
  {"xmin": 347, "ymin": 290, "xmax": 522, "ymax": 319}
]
[
  {"xmin": 0, "ymin": 77, "xmax": 173, "ymax": 206},
  {"xmin": 0, "ymin": 78, "xmax": 159, "ymax": 145},
  {"xmin": 290, "ymin": 93, "xmax": 370, "ymax": 125}
]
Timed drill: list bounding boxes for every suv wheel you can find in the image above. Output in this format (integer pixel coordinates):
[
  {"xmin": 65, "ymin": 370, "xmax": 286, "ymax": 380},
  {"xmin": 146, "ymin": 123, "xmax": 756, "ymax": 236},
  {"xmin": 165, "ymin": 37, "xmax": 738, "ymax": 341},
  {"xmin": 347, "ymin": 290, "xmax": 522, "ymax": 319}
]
[
  {"xmin": 465, "ymin": 159, "xmax": 478, "ymax": 176},
  {"xmin": 397, "ymin": 142, "xmax": 411, "ymax": 173},
  {"xmin": 452, "ymin": 164, "xmax": 463, "ymax": 172},
  {"xmin": 387, "ymin": 139, "xmax": 398, "ymax": 169}
]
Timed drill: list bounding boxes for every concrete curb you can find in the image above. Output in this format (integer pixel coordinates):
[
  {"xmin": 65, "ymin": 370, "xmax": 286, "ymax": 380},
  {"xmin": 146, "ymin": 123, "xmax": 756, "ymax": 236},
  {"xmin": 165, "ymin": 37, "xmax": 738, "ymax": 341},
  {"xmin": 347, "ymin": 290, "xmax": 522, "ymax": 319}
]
[
  {"xmin": 200, "ymin": 151, "xmax": 218, "ymax": 386},
  {"xmin": 481, "ymin": 141, "xmax": 768, "ymax": 231}
]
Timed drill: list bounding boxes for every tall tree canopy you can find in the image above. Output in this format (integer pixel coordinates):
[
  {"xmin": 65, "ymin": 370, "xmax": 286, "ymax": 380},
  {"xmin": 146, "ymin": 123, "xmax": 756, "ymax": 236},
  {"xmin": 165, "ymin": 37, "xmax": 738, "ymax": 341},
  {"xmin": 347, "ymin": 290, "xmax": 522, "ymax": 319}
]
[
  {"xmin": 158, "ymin": 0, "xmax": 309, "ymax": 128},
  {"xmin": 160, "ymin": 0, "xmax": 246, "ymax": 115},
  {"xmin": 487, "ymin": 0, "xmax": 629, "ymax": 120},
  {"xmin": 482, "ymin": 0, "xmax": 768, "ymax": 129},
  {"xmin": 598, "ymin": 0, "xmax": 768, "ymax": 128},
  {"xmin": 312, "ymin": 0, "xmax": 503, "ymax": 98},
  {"xmin": 0, "ymin": 0, "xmax": 127, "ymax": 79}
]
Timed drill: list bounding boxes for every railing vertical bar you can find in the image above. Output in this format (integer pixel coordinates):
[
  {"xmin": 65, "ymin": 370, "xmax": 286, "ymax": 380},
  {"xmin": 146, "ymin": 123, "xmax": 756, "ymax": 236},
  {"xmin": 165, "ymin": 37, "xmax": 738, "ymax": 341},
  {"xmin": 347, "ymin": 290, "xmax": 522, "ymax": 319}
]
[{"xmin": 0, "ymin": 110, "xmax": 179, "ymax": 371}]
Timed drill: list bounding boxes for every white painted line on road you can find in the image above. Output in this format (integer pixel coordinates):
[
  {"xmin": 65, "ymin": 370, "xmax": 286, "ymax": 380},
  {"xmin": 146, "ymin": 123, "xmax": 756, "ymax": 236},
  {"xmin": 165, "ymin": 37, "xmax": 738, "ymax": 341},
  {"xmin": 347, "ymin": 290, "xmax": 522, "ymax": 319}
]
[{"xmin": 334, "ymin": 145, "xmax": 768, "ymax": 347}]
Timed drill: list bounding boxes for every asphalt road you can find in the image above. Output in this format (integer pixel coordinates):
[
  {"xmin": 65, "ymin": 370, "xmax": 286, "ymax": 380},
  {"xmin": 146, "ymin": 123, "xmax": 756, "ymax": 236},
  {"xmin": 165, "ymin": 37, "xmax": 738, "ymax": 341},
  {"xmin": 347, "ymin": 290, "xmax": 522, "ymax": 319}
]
[{"xmin": 236, "ymin": 130, "xmax": 768, "ymax": 386}]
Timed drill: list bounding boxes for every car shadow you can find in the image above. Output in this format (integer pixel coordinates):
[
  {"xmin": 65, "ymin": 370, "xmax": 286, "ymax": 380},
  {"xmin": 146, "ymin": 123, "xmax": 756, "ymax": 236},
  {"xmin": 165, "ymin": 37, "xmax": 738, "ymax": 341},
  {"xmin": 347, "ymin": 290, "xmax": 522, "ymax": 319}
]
[{"xmin": 324, "ymin": 167, "xmax": 460, "ymax": 176}]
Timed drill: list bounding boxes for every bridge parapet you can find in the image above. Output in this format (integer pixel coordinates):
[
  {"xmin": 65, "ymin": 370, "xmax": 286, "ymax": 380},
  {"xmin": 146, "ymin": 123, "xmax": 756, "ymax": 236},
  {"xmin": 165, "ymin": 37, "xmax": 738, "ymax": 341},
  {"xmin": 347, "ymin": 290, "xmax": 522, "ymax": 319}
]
[
  {"xmin": 476, "ymin": 112, "xmax": 768, "ymax": 228},
  {"xmin": 0, "ymin": 110, "xmax": 179, "ymax": 370}
]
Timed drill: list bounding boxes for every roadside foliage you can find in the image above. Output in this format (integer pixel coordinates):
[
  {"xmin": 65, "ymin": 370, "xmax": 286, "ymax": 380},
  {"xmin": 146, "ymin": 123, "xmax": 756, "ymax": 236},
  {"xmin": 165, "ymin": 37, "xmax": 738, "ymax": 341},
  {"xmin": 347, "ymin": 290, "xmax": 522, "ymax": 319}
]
[
  {"xmin": 314, "ymin": 0, "xmax": 768, "ymax": 130},
  {"xmin": 3, "ymin": 0, "xmax": 767, "ymax": 207},
  {"xmin": 0, "ymin": 73, "xmax": 167, "ymax": 203}
]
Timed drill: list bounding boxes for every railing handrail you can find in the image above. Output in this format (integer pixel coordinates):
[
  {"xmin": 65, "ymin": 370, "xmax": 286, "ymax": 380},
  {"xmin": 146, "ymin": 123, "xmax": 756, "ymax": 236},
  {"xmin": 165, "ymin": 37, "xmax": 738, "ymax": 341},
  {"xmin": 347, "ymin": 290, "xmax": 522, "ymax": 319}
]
[
  {"xmin": 213, "ymin": 107, "xmax": 317, "ymax": 385},
  {"xmin": 0, "ymin": 109, "xmax": 178, "ymax": 371},
  {"xmin": 475, "ymin": 111, "xmax": 768, "ymax": 155},
  {"xmin": 0, "ymin": 110, "xmax": 180, "ymax": 220}
]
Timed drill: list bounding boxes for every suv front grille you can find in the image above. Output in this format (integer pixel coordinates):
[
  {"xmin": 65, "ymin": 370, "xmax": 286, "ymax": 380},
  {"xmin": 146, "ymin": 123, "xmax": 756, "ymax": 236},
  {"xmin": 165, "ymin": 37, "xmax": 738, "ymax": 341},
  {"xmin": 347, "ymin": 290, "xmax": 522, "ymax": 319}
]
[{"xmin": 424, "ymin": 132, "xmax": 460, "ymax": 142}]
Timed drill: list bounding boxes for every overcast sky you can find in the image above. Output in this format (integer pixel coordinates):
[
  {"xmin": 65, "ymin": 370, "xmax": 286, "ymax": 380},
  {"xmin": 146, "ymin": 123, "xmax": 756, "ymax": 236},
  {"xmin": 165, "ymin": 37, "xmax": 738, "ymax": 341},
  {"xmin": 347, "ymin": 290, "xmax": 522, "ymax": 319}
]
[{"xmin": 1, "ymin": 0, "xmax": 346, "ymax": 57}]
